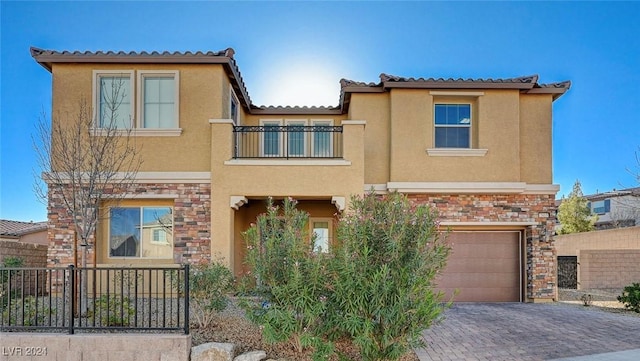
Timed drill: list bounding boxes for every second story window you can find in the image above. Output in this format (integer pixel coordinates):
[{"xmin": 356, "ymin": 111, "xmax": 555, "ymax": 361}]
[
  {"xmin": 93, "ymin": 70, "xmax": 180, "ymax": 133},
  {"xmin": 95, "ymin": 71, "xmax": 134, "ymax": 129},
  {"xmin": 590, "ymin": 200, "xmax": 610, "ymax": 215},
  {"xmin": 434, "ymin": 104, "xmax": 471, "ymax": 148},
  {"xmin": 230, "ymin": 90, "xmax": 240, "ymax": 125},
  {"xmin": 139, "ymin": 71, "xmax": 179, "ymax": 129}
]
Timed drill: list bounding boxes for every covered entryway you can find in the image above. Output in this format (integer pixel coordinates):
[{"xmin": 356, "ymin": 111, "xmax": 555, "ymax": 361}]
[{"xmin": 436, "ymin": 231, "xmax": 522, "ymax": 302}]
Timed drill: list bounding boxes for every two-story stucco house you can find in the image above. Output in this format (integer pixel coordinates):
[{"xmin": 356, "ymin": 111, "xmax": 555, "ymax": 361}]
[
  {"xmin": 585, "ymin": 187, "xmax": 640, "ymax": 230},
  {"xmin": 31, "ymin": 47, "xmax": 570, "ymax": 303}
]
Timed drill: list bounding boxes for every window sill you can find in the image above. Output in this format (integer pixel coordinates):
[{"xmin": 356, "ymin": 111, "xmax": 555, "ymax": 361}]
[
  {"xmin": 426, "ymin": 148, "xmax": 488, "ymax": 157},
  {"xmin": 92, "ymin": 128, "xmax": 183, "ymax": 137}
]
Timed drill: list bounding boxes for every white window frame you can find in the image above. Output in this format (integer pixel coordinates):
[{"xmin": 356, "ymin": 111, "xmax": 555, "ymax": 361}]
[
  {"xmin": 230, "ymin": 89, "xmax": 240, "ymax": 126},
  {"xmin": 311, "ymin": 119, "xmax": 334, "ymax": 157},
  {"xmin": 151, "ymin": 228, "xmax": 169, "ymax": 245},
  {"xmin": 285, "ymin": 119, "xmax": 308, "ymax": 157},
  {"xmin": 92, "ymin": 70, "xmax": 135, "ymax": 129},
  {"xmin": 137, "ymin": 70, "xmax": 180, "ymax": 130},
  {"xmin": 433, "ymin": 103, "xmax": 472, "ymax": 149},
  {"xmin": 260, "ymin": 119, "xmax": 283, "ymax": 157}
]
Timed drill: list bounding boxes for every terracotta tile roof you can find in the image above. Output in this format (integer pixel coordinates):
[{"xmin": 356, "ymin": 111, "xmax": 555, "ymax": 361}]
[
  {"xmin": 30, "ymin": 47, "xmax": 234, "ymax": 67},
  {"xmin": 379, "ymin": 73, "xmax": 540, "ymax": 88},
  {"xmin": 0, "ymin": 219, "xmax": 48, "ymax": 237},
  {"xmin": 31, "ymin": 46, "xmax": 571, "ymax": 114},
  {"xmin": 30, "ymin": 46, "xmax": 254, "ymax": 111}
]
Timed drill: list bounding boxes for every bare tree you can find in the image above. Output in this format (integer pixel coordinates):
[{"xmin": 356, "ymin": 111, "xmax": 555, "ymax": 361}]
[{"xmin": 33, "ymin": 78, "xmax": 142, "ymax": 311}]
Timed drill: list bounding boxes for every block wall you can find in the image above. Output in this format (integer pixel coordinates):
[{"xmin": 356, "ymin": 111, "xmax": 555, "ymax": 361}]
[{"xmin": 580, "ymin": 249, "xmax": 640, "ymax": 289}]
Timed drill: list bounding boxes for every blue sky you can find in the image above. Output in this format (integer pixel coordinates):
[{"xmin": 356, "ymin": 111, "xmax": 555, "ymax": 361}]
[{"xmin": 1, "ymin": 1, "xmax": 639, "ymax": 222}]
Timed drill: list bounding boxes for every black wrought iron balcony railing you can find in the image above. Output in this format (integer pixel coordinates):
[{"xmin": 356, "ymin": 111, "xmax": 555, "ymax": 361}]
[{"xmin": 233, "ymin": 125, "xmax": 343, "ymax": 159}]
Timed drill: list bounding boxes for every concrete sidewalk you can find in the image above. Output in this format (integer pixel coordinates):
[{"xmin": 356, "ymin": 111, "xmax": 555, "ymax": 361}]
[{"xmin": 549, "ymin": 348, "xmax": 640, "ymax": 361}]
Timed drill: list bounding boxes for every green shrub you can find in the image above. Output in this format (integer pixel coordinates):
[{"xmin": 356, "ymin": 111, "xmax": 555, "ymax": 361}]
[
  {"xmin": 617, "ymin": 283, "xmax": 640, "ymax": 313},
  {"xmin": 2, "ymin": 295, "xmax": 52, "ymax": 326},
  {"xmin": 88, "ymin": 294, "xmax": 135, "ymax": 326},
  {"xmin": 189, "ymin": 259, "xmax": 234, "ymax": 328},
  {"xmin": 241, "ymin": 194, "xmax": 450, "ymax": 360},
  {"xmin": 325, "ymin": 192, "xmax": 451, "ymax": 361},
  {"xmin": 241, "ymin": 197, "xmax": 330, "ymax": 355},
  {"xmin": 1, "ymin": 256, "xmax": 25, "ymax": 312}
]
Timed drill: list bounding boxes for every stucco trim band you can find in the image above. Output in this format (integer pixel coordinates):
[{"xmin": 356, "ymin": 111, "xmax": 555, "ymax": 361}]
[
  {"xmin": 387, "ymin": 182, "xmax": 559, "ymax": 194},
  {"xmin": 429, "ymin": 91, "xmax": 485, "ymax": 97},
  {"xmin": 42, "ymin": 172, "xmax": 211, "ymax": 184},
  {"xmin": 133, "ymin": 172, "xmax": 211, "ymax": 183}
]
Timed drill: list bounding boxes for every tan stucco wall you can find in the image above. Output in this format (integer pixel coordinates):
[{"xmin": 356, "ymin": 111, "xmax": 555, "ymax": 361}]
[
  {"xmin": 387, "ymin": 89, "xmax": 524, "ymax": 182},
  {"xmin": 348, "ymin": 93, "xmax": 390, "ymax": 185},
  {"xmin": 51, "ymin": 63, "xmax": 226, "ymax": 172},
  {"xmin": 519, "ymin": 95, "xmax": 553, "ymax": 183}
]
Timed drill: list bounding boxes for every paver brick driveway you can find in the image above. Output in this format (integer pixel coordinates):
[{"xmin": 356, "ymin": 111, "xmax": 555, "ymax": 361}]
[{"xmin": 416, "ymin": 303, "xmax": 640, "ymax": 361}]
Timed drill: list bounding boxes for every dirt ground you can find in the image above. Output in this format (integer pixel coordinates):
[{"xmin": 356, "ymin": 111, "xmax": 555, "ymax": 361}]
[{"xmin": 557, "ymin": 288, "xmax": 640, "ymax": 317}]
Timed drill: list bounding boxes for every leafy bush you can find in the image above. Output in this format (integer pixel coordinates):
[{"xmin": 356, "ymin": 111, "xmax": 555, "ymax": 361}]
[
  {"xmin": 241, "ymin": 193, "xmax": 450, "ymax": 360},
  {"xmin": 617, "ymin": 283, "xmax": 640, "ymax": 313},
  {"xmin": 2, "ymin": 295, "xmax": 52, "ymax": 326},
  {"xmin": 325, "ymin": 192, "xmax": 451, "ymax": 361},
  {"xmin": 189, "ymin": 259, "xmax": 234, "ymax": 329},
  {"xmin": 88, "ymin": 294, "xmax": 135, "ymax": 326},
  {"xmin": 241, "ymin": 197, "xmax": 330, "ymax": 354},
  {"xmin": 1, "ymin": 256, "xmax": 25, "ymax": 311}
]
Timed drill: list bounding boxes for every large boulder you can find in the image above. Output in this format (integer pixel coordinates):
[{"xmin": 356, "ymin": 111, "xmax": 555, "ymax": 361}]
[
  {"xmin": 234, "ymin": 350, "xmax": 267, "ymax": 361},
  {"xmin": 191, "ymin": 342, "xmax": 235, "ymax": 361}
]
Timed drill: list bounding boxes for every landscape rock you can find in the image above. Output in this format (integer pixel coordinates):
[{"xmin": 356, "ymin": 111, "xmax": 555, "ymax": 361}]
[
  {"xmin": 234, "ymin": 350, "xmax": 267, "ymax": 361},
  {"xmin": 191, "ymin": 342, "xmax": 235, "ymax": 361}
]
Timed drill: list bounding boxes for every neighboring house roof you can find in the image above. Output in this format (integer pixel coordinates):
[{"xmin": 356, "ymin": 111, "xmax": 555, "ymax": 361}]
[
  {"xmin": 0, "ymin": 219, "xmax": 48, "ymax": 238},
  {"xmin": 30, "ymin": 46, "xmax": 571, "ymax": 115},
  {"xmin": 585, "ymin": 187, "xmax": 640, "ymax": 201}
]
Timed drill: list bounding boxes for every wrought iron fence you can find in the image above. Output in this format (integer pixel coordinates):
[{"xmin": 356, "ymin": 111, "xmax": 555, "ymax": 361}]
[
  {"xmin": 557, "ymin": 256, "xmax": 577, "ymax": 289},
  {"xmin": 233, "ymin": 125, "xmax": 344, "ymax": 159},
  {"xmin": 0, "ymin": 265, "xmax": 189, "ymax": 334}
]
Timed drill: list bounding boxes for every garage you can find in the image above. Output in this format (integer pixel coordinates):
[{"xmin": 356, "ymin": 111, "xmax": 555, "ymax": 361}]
[{"xmin": 436, "ymin": 231, "xmax": 522, "ymax": 302}]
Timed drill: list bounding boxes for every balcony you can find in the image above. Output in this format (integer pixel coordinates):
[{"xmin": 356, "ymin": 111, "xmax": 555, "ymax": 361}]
[{"xmin": 232, "ymin": 125, "xmax": 343, "ymax": 159}]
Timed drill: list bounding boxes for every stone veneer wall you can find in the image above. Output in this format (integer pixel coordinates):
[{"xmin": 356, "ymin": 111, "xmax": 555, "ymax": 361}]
[
  {"xmin": 47, "ymin": 182, "xmax": 211, "ymax": 268},
  {"xmin": 407, "ymin": 193, "xmax": 557, "ymax": 301}
]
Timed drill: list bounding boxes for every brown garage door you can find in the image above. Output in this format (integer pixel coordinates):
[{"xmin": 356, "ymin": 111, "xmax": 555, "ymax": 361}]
[{"xmin": 436, "ymin": 231, "xmax": 521, "ymax": 302}]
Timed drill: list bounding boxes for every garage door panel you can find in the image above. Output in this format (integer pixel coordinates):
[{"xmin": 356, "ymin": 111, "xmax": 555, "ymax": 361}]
[
  {"xmin": 444, "ymin": 259, "xmax": 518, "ymax": 273},
  {"xmin": 435, "ymin": 231, "xmax": 521, "ymax": 302},
  {"xmin": 437, "ymin": 287, "xmax": 520, "ymax": 303},
  {"xmin": 438, "ymin": 273, "xmax": 519, "ymax": 288}
]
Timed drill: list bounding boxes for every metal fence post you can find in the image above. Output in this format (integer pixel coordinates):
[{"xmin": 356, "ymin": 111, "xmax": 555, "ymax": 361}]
[
  {"xmin": 68, "ymin": 265, "xmax": 75, "ymax": 335},
  {"xmin": 183, "ymin": 264, "xmax": 189, "ymax": 335}
]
